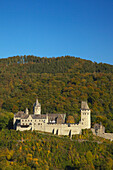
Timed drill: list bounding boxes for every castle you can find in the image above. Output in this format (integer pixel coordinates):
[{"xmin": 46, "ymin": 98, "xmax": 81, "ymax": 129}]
[{"xmin": 14, "ymin": 99, "xmax": 91, "ymax": 136}]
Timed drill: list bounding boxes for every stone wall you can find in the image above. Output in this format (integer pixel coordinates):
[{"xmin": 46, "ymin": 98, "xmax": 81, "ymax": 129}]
[
  {"xmin": 91, "ymin": 128, "xmax": 113, "ymax": 141},
  {"xmin": 16, "ymin": 123, "xmax": 85, "ymax": 136},
  {"xmin": 97, "ymin": 133, "xmax": 113, "ymax": 141}
]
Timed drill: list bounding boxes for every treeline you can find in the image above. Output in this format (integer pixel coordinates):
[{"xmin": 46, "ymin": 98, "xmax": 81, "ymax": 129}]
[
  {"xmin": 0, "ymin": 129, "xmax": 113, "ymax": 169},
  {"xmin": 0, "ymin": 56, "xmax": 113, "ymax": 132},
  {"xmin": 0, "ymin": 55, "xmax": 113, "ymax": 74}
]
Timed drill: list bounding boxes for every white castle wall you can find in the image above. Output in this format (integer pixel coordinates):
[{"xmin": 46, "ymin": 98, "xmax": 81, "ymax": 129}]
[
  {"xmin": 36, "ymin": 124, "xmax": 81, "ymax": 135},
  {"xmin": 17, "ymin": 122, "xmax": 84, "ymax": 135}
]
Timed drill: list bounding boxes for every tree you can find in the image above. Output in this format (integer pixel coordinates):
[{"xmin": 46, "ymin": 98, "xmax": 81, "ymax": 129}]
[{"xmin": 66, "ymin": 115, "xmax": 75, "ymax": 124}]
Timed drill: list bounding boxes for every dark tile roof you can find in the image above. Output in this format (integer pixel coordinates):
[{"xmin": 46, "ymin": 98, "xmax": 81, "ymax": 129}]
[
  {"xmin": 15, "ymin": 112, "xmax": 66, "ymax": 120},
  {"xmin": 48, "ymin": 113, "xmax": 66, "ymax": 121},
  {"xmin": 21, "ymin": 115, "xmax": 29, "ymax": 119},
  {"xmin": 48, "ymin": 113, "xmax": 66, "ymax": 117},
  {"xmin": 31, "ymin": 114, "xmax": 46, "ymax": 119},
  {"xmin": 14, "ymin": 111, "xmax": 25, "ymax": 118}
]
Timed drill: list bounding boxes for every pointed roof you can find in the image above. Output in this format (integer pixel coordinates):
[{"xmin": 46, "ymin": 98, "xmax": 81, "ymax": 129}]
[
  {"xmin": 34, "ymin": 98, "xmax": 41, "ymax": 107},
  {"xmin": 36, "ymin": 98, "xmax": 39, "ymax": 105},
  {"xmin": 81, "ymin": 101, "xmax": 89, "ymax": 110},
  {"xmin": 25, "ymin": 108, "xmax": 29, "ymax": 114}
]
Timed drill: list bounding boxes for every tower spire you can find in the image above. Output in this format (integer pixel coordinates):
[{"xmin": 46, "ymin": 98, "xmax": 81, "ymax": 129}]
[
  {"xmin": 36, "ymin": 98, "xmax": 39, "ymax": 105},
  {"xmin": 25, "ymin": 108, "xmax": 29, "ymax": 114},
  {"xmin": 33, "ymin": 98, "xmax": 41, "ymax": 115}
]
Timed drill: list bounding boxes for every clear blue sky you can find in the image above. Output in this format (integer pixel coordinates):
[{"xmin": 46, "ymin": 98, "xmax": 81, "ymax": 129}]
[{"xmin": 0, "ymin": 0, "xmax": 113, "ymax": 65}]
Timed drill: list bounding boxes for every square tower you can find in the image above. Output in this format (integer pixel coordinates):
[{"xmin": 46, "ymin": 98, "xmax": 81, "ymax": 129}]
[{"xmin": 80, "ymin": 101, "xmax": 91, "ymax": 129}]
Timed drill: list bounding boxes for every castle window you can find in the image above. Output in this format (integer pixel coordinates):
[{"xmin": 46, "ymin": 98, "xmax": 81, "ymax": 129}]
[
  {"xmin": 28, "ymin": 120, "xmax": 29, "ymax": 122},
  {"xmin": 23, "ymin": 123, "xmax": 24, "ymax": 125},
  {"xmin": 34, "ymin": 123, "xmax": 36, "ymax": 125},
  {"xmin": 25, "ymin": 120, "xmax": 27, "ymax": 122},
  {"xmin": 22, "ymin": 120, "xmax": 24, "ymax": 122},
  {"xmin": 35, "ymin": 120, "xmax": 36, "ymax": 122},
  {"xmin": 38, "ymin": 123, "xmax": 40, "ymax": 125},
  {"xmin": 87, "ymin": 113, "xmax": 89, "ymax": 115}
]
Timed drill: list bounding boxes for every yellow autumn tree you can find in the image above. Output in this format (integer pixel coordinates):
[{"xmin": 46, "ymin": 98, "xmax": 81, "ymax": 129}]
[{"xmin": 66, "ymin": 115, "xmax": 75, "ymax": 124}]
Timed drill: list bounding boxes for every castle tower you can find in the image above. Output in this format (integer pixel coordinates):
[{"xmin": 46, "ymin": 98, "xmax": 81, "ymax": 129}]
[
  {"xmin": 80, "ymin": 101, "xmax": 91, "ymax": 129},
  {"xmin": 33, "ymin": 98, "xmax": 41, "ymax": 115}
]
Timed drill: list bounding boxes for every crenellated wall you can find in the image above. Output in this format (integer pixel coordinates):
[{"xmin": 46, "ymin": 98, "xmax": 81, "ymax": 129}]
[{"xmin": 17, "ymin": 123, "xmax": 84, "ymax": 136}]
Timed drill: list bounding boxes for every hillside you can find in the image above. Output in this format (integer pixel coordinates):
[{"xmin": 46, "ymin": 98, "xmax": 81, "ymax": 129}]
[
  {"xmin": 0, "ymin": 129, "xmax": 113, "ymax": 169},
  {"xmin": 0, "ymin": 55, "xmax": 113, "ymax": 132}
]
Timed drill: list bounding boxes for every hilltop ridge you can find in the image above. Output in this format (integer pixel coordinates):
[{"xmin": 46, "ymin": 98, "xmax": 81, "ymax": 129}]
[{"xmin": 0, "ymin": 55, "xmax": 113, "ymax": 74}]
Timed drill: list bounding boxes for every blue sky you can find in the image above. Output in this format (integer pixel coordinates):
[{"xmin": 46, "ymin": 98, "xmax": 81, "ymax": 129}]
[{"xmin": 0, "ymin": 0, "xmax": 113, "ymax": 65}]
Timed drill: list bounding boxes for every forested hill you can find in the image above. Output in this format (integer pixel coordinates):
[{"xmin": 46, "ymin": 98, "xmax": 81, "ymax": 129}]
[
  {"xmin": 0, "ymin": 55, "xmax": 113, "ymax": 74},
  {"xmin": 0, "ymin": 55, "xmax": 113, "ymax": 132}
]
